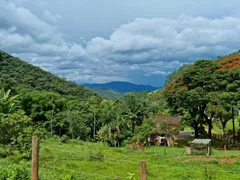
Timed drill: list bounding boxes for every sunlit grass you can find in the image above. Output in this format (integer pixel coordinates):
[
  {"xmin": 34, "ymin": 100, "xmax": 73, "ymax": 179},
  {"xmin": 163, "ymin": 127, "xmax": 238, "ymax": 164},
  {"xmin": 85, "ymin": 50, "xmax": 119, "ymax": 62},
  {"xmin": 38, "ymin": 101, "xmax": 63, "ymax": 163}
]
[{"xmin": 1, "ymin": 139, "xmax": 240, "ymax": 180}]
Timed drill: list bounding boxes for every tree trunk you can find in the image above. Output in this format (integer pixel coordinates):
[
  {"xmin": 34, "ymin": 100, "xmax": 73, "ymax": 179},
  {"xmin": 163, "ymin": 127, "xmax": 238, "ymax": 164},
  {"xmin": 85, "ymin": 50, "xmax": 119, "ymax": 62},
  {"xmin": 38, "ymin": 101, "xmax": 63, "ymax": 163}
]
[
  {"xmin": 93, "ymin": 113, "xmax": 96, "ymax": 138},
  {"xmin": 132, "ymin": 120, "xmax": 136, "ymax": 135},
  {"xmin": 222, "ymin": 123, "xmax": 227, "ymax": 138},
  {"xmin": 108, "ymin": 123, "xmax": 111, "ymax": 139},
  {"xmin": 221, "ymin": 116, "xmax": 227, "ymax": 138},
  {"xmin": 232, "ymin": 107, "xmax": 235, "ymax": 137},
  {"xmin": 193, "ymin": 121, "xmax": 199, "ymax": 138},
  {"xmin": 203, "ymin": 113, "xmax": 214, "ymax": 139},
  {"xmin": 116, "ymin": 125, "xmax": 121, "ymax": 135},
  {"xmin": 207, "ymin": 121, "xmax": 212, "ymax": 139}
]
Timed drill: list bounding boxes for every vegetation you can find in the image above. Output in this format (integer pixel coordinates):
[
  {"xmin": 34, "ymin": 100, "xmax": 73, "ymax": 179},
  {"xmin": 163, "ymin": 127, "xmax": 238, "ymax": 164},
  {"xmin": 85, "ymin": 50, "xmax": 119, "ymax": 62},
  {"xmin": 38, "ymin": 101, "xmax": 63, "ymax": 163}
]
[
  {"xmin": 0, "ymin": 49, "xmax": 240, "ymax": 179},
  {"xmin": 1, "ymin": 140, "xmax": 240, "ymax": 180},
  {"xmin": 164, "ymin": 54, "xmax": 240, "ymax": 138},
  {"xmin": 0, "ymin": 50, "xmax": 167, "ymax": 150},
  {"xmin": 86, "ymin": 87, "xmax": 124, "ymax": 100},
  {"xmin": 0, "ymin": 50, "xmax": 97, "ymax": 100},
  {"xmin": 164, "ymin": 64, "xmax": 190, "ymax": 86}
]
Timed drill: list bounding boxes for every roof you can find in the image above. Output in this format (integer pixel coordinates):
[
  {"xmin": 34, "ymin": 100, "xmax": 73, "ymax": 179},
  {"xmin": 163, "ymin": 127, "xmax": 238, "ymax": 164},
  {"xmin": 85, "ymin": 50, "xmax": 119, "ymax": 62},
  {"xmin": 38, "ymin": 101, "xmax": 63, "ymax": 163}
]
[
  {"xmin": 154, "ymin": 116, "xmax": 181, "ymax": 126},
  {"xmin": 191, "ymin": 139, "xmax": 211, "ymax": 144}
]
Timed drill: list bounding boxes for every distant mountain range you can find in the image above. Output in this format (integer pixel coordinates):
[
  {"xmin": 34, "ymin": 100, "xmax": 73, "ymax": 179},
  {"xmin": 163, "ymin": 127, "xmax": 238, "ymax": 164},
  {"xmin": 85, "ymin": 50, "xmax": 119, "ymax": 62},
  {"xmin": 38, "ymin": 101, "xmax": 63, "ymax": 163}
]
[{"xmin": 82, "ymin": 81, "xmax": 159, "ymax": 93}]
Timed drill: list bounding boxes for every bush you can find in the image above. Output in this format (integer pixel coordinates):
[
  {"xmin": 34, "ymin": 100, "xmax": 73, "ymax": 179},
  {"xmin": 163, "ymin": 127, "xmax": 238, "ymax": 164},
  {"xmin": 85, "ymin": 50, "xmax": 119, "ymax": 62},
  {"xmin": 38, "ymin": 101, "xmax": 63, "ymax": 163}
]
[
  {"xmin": 203, "ymin": 167, "xmax": 216, "ymax": 180},
  {"xmin": 60, "ymin": 135, "xmax": 69, "ymax": 143},
  {"xmin": 121, "ymin": 139, "xmax": 131, "ymax": 147},
  {"xmin": 62, "ymin": 174, "xmax": 77, "ymax": 180},
  {"xmin": 88, "ymin": 150, "xmax": 104, "ymax": 161},
  {"xmin": 0, "ymin": 164, "xmax": 30, "ymax": 180},
  {"xmin": 0, "ymin": 110, "xmax": 46, "ymax": 156}
]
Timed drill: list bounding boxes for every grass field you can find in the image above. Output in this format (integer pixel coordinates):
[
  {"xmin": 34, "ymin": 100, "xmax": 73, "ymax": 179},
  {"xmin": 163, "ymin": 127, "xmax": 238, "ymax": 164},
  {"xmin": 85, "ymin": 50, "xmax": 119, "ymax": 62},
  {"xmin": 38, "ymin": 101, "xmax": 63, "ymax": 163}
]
[
  {"xmin": 183, "ymin": 117, "xmax": 240, "ymax": 135},
  {"xmin": 1, "ymin": 139, "xmax": 240, "ymax": 180}
]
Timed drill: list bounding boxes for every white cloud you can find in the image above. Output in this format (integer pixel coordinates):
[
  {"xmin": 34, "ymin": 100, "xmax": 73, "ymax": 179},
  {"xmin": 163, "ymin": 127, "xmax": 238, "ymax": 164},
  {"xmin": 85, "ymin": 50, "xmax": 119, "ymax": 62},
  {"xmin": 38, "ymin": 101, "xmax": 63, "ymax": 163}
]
[
  {"xmin": 1, "ymin": 1, "xmax": 240, "ymax": 86},
  {"xmin": 43, "ymin": 10, "xmax": 61, "ymax": 24}
]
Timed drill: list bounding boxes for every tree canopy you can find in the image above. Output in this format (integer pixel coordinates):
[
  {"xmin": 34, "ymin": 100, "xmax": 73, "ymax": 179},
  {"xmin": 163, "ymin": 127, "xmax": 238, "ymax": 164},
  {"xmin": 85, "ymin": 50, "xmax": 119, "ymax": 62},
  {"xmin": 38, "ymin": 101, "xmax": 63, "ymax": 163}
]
[{"xmin": 164, "ymin": 55, "xmax": 240, "ymax": 138}]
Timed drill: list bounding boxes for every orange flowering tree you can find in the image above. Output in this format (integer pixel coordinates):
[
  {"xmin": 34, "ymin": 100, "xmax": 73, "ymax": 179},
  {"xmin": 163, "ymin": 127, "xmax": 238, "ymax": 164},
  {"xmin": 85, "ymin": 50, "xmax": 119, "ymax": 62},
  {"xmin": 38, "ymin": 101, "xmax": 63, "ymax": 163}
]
[{"xmin": 164, "ymin": 57, "xmax": 240, "ymax": 138}]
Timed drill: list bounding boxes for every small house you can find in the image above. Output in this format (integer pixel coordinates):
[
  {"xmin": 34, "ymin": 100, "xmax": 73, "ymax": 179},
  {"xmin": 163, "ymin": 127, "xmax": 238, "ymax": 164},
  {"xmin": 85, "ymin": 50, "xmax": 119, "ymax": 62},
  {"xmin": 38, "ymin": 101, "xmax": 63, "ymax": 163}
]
[
  {"xmin": 190, "ymin": 139, "xmax": 211, "ymax": 156},
  {"xmin": 149, "ymin": 116, "xmax": 182, "ymax": 146},
  {"xmin": 154, "ymin": 116, "xmax": 182, "ymax": 132}
]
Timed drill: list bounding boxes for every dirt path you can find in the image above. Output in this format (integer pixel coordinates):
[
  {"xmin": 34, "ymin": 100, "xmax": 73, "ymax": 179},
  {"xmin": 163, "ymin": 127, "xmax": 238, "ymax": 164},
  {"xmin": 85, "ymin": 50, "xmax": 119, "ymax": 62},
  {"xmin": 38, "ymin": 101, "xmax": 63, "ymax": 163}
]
[{"xmin": 183, "ymin": 156, "xmax": 239, "ymax": 164}]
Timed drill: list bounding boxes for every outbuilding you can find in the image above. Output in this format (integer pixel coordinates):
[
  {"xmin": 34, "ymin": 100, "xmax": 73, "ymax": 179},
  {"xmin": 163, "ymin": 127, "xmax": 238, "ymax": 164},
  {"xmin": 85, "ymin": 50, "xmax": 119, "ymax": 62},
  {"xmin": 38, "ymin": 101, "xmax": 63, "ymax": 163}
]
[{"xmin": 190, "ymin": 139, "xmax": 212, "ymax": 156}]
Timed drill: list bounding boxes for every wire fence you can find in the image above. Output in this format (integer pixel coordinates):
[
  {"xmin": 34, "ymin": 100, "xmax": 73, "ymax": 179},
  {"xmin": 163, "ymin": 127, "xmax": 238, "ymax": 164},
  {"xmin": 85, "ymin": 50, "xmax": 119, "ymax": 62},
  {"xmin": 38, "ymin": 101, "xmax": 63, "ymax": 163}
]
[
  {"xmin": 212, "ymin": 133, "xmax": 240, "ymax": 145},
  {"xmin": 39, "ymin": 146, "xmax": 240, "ymax": 174},
  {"xmin": 1, "ymin": 137, "xmax": 240, "ymax": 180}
]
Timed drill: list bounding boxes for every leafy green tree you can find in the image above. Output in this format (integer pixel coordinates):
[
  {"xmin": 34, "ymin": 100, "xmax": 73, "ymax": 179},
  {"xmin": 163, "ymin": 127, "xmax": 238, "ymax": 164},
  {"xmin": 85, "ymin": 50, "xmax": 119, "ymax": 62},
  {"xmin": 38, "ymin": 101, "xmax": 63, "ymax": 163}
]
[
  {"xmin": 148, "ymin": 89, "xmax": 170, "ymax": 116},
  {"xmin": 164, "ymin": 58, "xmax": 240, "ymax": 138},
  {"xmin": 0, "ymin": 88, "xmax": 19, "ymax": 115},
  {"xmin": 0, "ymin": 110, "xmax": 45, "ymax": 155},
  {"xmin": 20, "ymin": 90, "xmax": 67, "ymax": 135},
  {"xmin": 97, "ymin": 99, "xmax": 127, "ymax": 146},
  {"xmin": 65, "ymin": 100, "xmax": 92, "ymax": 140},
  {"xmin": 133, "ymin": 118, "xmax": 156, "ymax": 144},
  {"xmin": 86, "ymin": 96, "xmax": 102, "ymax": 139},
  {"xmin": 164, "ymin": 64, "xmax": 190, "ymax": 86},
  {"xmin": 121, "ymin": 92, "xmax": 149, "ymax": 135}
]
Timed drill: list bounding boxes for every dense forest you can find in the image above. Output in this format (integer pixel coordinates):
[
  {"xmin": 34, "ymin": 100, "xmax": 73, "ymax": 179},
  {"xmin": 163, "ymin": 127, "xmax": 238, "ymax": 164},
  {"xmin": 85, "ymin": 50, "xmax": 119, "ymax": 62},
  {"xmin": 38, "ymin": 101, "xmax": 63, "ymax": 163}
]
[
  {"xmin": 0, "ymin": 50, "xmax": 168, "ymax": 153},
  {"xmin": 0, "ymin": 50, "xmax": 97, "ymax": 100},
  {"xmin": 0, "ymin": 49, "xmax": 239, "ymax": 155}
]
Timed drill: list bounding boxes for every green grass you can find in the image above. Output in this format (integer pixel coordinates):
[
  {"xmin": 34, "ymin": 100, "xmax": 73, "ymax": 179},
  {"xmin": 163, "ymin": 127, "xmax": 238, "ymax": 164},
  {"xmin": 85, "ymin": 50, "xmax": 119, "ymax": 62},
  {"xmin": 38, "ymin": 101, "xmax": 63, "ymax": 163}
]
[
  {"xmin": 183, "ymin": 116, "xmax": 240, "ymax": 135},
  {"xmin": 1, "ymin": 139, "xmax": 240, "ymax": 180},
  {"xmin": 212, "ymin": 118, "xmax": 240, "ymax": 134}
]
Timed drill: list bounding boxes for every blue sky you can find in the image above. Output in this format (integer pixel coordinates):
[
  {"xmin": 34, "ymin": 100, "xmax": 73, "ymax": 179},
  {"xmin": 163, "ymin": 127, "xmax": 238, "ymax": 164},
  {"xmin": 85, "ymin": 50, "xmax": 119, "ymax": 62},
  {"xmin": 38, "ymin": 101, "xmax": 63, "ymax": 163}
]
[{"xmin": 1, "ymin": 0, "xmax": 240, "ymax": 86}]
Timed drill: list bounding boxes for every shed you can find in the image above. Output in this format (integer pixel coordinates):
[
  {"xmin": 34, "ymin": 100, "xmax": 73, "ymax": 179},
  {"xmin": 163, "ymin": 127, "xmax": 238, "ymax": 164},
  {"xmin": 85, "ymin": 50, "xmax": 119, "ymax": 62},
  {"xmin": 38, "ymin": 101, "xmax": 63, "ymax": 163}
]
[
  {"xmin": 190, "ymin": 139, "xmax": 211, "ymax": 156},
  {"xmin": 154, "ymin": 116, "xmax": 181, "ymax": 132}
]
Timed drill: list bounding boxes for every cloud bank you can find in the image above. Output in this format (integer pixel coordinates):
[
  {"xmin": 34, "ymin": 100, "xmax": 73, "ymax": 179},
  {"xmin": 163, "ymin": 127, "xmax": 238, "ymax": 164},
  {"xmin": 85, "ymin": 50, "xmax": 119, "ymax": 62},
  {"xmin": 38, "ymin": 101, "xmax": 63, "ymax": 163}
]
[{"xmin": 1, "ymin": 1, "xmax": 240, "ymax": 86}]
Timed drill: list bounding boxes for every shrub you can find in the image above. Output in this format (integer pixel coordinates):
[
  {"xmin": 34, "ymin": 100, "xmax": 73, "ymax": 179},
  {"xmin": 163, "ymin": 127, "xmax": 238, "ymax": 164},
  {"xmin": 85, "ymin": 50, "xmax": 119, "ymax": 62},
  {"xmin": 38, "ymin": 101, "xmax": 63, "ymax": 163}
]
[
  {"xmin": 88, "ymin": 150, "xmax": 104, "ymax": 161},
  {"xmin": 0, "ymin": 164, "xmax": 30, "ymax": 180},
  {"xmin": 60, "ymin": 135, "xmax": 69, "ymax": 143},
  {"xmin": 203, "ymin": 167, "xmax": 216, "ymax": 180}
]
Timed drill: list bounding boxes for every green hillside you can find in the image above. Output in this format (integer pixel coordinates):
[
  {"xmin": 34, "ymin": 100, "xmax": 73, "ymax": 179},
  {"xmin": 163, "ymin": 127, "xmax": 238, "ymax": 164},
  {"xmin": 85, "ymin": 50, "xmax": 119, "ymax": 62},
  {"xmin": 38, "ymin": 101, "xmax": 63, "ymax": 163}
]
[
  {"xmin": 86, "ymin": 87, "xmax": 124, "ymax": 100},
  {"xmin": 0, "ymin": 50, "xmax": 97, "ymax": 100}
]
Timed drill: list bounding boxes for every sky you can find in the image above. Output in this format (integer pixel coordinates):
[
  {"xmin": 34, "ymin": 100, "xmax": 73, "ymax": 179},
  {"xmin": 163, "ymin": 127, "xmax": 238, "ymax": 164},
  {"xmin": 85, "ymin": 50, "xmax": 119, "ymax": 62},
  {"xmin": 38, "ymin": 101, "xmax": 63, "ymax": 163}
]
[{"xmin": 1, "ymin": 0, "xmax": 240, "ymax": 87}]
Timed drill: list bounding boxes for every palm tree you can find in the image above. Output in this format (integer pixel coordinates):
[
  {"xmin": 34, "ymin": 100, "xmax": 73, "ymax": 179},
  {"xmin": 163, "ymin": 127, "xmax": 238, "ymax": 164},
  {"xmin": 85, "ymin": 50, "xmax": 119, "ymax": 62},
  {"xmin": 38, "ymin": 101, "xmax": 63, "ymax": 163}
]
[{"xmin": 121, "ymin": 92, "xmax": 148, "ymax": 135}]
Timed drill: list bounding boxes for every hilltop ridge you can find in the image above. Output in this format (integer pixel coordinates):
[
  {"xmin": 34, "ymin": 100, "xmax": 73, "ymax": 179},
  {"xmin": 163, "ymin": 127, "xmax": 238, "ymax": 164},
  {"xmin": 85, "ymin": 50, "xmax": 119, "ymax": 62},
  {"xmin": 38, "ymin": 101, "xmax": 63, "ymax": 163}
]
[{"xmin": 0, "ymin": 50, "xmax": 97, "ymax": 100}]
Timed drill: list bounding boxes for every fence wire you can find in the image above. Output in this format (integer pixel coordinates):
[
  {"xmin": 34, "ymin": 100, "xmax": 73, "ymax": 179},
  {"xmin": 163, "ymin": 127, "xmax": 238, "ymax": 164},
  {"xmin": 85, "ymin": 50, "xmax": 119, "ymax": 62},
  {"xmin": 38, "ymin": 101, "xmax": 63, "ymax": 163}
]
[
  {"xmin": 1, "ymin": 142, "xmax": 240, "ymax": 179},
  {"xmin": 39, "ymin": 146, "xmax": 240, "ymax": 174},
  {"xmin": 40, "ymin": 164, "xmax": 115, "ymax": 179}
]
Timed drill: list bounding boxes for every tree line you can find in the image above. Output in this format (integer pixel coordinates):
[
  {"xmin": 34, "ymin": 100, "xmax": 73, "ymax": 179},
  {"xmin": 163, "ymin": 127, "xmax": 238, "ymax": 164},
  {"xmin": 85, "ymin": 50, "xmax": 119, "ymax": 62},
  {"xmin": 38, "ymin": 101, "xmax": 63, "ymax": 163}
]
[
  {"xmin": 0, "ymin": 88, "xmax": 168, "ymax": 151},
  {"xmin": 0, "ymin": 49, "xmax": 239, "ymax": 155}
]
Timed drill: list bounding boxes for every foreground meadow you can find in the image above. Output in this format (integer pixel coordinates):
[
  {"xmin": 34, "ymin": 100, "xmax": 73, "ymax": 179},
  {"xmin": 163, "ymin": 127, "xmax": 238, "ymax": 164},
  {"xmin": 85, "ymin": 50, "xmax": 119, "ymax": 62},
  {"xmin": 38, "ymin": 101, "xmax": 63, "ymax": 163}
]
[{"xmin": 1, "ymin": 139, "xmax": 240, "ymax": 180}]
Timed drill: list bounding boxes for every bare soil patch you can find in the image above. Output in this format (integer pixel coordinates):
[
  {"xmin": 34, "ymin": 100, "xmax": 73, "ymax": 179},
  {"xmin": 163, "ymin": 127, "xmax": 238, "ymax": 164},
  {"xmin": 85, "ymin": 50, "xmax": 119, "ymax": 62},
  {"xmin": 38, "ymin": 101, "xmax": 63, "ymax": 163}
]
[{"xmin": 183, "ymin": 156, "xmax": 239, "ymax": 164}]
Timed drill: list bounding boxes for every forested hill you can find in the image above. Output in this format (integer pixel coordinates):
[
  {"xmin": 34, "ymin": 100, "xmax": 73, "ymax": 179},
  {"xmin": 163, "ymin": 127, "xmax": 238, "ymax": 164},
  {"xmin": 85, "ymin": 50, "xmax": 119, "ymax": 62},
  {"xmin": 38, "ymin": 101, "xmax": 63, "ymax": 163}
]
[
  {"xmin": 86, "ymin": 87, "xmax": 124, "ymax": 100},
  {"xmin": 0, "ymin": 50, "xmax": 97, "ymax": 100}
]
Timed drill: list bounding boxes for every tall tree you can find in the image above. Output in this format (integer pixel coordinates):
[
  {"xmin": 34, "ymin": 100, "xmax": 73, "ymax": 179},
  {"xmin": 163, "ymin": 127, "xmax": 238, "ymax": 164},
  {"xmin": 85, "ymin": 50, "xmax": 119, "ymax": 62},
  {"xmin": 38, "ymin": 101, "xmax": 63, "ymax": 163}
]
[
  {"xmin": 164, "ymin": 58, "xmax": 240, "ymax": 138},
  {"xmin": 121, "ymin": 92, "xmax": 149, "ymax": 135},
  {"xmin": 86, "ymin": 96, "xmax": 102, "ymax": 138}
]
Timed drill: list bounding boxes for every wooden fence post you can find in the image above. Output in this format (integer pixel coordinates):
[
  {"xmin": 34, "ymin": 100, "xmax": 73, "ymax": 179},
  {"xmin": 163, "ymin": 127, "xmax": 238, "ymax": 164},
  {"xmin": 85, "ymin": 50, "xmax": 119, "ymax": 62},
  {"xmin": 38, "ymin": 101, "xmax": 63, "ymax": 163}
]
[
  {"xmin": 32, "ymin": 136, "xmax": 39, "ymax": 180},
  {"xmin": 140, "ymin": 160, "xmax": 147, "ymax": 180},
  {"xmin": 224, "ymin": 145, "xmax": 227, "ymax": 157}
]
